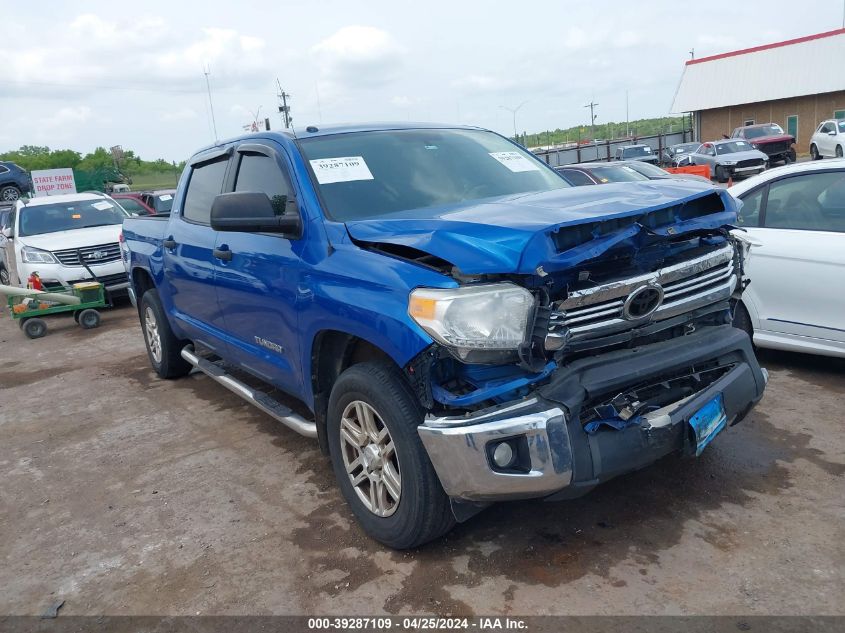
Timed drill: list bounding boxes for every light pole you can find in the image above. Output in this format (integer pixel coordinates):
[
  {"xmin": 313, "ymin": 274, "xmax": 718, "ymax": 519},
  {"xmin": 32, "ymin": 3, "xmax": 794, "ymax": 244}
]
[{"xmin": 499, "ymin": 101, "xmax": 528, "ymax": 142}]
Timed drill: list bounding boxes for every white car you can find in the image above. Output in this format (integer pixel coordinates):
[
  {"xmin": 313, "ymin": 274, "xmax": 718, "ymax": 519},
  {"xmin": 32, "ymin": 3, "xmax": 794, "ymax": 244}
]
[
  {"xmin": 2, "ymin": 192, "xmax": 130, "ymax": 293},
  {"xmin": 728, "ymin": 159, "xmax": 845, "ymax": 358},
  {"xmin": 809, "ymin": 119, "xmax": 845, "ymax": 160}
]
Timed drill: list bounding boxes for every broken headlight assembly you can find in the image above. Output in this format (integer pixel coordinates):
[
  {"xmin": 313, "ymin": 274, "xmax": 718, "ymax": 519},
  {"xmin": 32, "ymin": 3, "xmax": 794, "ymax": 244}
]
[{"xmin": 409, "ymin": 283, "xmax": 534, "ymax": 363}]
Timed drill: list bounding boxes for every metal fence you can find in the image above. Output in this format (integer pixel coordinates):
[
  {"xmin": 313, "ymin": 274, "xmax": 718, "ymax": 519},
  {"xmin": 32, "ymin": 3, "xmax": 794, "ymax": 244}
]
[{"xmin": 532, "ymin": 130, "xmax": 694, "ymax": 167}]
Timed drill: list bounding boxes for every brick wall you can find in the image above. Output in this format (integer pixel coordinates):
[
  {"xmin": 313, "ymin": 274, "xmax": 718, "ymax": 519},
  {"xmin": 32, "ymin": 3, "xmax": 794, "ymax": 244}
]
[{"xmin": 697, "ymin": 90, "xmax": 845, "ymax": 154}]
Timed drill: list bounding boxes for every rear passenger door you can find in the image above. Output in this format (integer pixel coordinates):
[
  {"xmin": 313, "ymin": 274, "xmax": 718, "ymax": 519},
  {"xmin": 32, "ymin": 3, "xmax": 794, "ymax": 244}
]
[
  {"xmin": 742, "ymin": 170, "xmax": 845, "ymax": 345},
  {"xmin": 162, "ymin": 150, "xmax": 231, "ymax": 354},
  {"xmin": 214, "ymin": 143, "xmax": 305, "ymax": 393}
]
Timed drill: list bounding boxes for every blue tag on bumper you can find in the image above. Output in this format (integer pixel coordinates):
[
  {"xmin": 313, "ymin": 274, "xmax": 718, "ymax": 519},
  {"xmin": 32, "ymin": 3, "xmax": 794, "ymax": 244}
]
[{"xmin": 688, "ymin": 393, "xmax": 727, "ymax": 456}]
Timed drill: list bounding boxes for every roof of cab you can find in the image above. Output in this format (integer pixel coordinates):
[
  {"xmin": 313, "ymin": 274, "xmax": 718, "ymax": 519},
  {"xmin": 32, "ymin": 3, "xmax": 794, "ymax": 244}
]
[{"xmin": 193, "ymin": 122, "xmax": 484, "ymax": 155}]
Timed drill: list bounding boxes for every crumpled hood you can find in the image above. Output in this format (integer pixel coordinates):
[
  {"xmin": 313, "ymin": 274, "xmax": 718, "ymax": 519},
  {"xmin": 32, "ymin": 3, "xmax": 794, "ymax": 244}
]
[
  {"xmin": 747, "ymin": 134, "xmax": 794, "ymax": 145},
  {"xmin": 346, "ymin": 180, "xmax": 737, "ymax": 275},
  {"xmin": 720, "ymin": 149, "xmax": 769, "ymax": 162}
]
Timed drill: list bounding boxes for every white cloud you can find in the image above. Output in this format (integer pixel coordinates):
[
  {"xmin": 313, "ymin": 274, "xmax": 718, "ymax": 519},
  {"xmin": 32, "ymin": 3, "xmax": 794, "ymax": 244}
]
[
  {"xmin": 160, "ymin": 107, "xmax": 199, "ymax": 122},
  {"xmin": 311, "ymin": 25, "xmax": 404, "ymax": 89}
]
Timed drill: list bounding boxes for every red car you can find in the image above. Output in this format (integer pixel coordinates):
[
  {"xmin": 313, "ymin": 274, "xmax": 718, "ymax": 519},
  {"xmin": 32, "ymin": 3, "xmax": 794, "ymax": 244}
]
[
  {"xmin": 112, "ymin": 190, "xmax": 176, "ymax": 216},
  {"xmin": 730, "ymin": 123, "xmax": 796, "ymax": 165}
]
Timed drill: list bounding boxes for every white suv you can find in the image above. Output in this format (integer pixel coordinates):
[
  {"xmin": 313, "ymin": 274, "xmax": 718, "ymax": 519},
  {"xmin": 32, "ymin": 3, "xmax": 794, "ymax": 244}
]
[
  {"xmin": 2, "ymin": 192, "xmax": 130, "ymax": 293},
  {"xmin": 810, "ymin": 119, "xmax": 845, "ymax": 160}
]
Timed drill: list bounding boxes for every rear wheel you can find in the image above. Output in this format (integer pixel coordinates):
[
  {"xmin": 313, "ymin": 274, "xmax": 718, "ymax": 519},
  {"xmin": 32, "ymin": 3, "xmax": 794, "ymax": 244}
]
[
  {"xmin": 327, "ymin": 362, "xmax": 454, "ymax": 549},
  {"xmin": 22, "ymin": 317, "xmax": 47, "ymax": 339},
  {"xmin": 139, "ymin": 289, "xmax": 192, "ymax": 379},
  {"xmin": 810, "ymin": 144, "xmax": 820, "ymax": 160},
  {"xmin": 0, "ymin": 266, "xmax": 10, "ymax": 286}
]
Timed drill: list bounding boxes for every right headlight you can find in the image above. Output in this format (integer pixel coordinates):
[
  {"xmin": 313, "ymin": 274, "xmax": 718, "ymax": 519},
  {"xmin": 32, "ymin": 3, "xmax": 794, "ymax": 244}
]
[
  {"xmin": 21, "ymin": 245, "xmax": 58, "ymax": 264},
  {"xmin": 409, "ymin": 283, "xmax": 534, "ymax": 358}
]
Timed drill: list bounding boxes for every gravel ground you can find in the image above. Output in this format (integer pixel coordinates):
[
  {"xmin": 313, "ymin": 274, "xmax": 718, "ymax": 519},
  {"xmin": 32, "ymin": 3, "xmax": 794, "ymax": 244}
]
[{"xmin": 0, "ymin": 301, "xmax": 843, "ymax": 616}]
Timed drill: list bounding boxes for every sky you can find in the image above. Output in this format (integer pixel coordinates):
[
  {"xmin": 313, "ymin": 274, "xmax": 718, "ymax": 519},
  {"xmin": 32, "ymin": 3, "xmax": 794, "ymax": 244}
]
[{"xmin": 2, "ymin": 0, "xmax": 843, "ymax": 162}]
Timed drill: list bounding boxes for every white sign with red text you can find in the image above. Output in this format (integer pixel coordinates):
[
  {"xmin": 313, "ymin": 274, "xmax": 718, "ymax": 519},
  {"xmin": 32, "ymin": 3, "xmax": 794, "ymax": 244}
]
[{"xmin": 31, "ymin": 168, "xmax": 77, "ymax": 197}]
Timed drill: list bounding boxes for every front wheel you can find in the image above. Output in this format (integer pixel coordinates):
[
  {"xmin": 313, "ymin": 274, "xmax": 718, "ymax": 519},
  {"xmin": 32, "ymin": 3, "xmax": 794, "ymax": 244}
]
[
  {"xmin": 327, "ymin": 362, "xmax": 454, "ymax": 549},
  {"xmin": 715, "ymin": 165, "xmax": 727, "ymax": 183},
  {"xmin": 731, "ymin": 300, "xmax": 754, "ymax": 343},
  {"xmin": 0, "ymin": 266, "xmax": 10, "ymax": 286},
  {"xmin": 78, "ymin": 308, "xmax": 101, "ymax": 329},
  {"xmin": 139, "ymin": 289, "xmax": 192, "ymax": 379},
  {"xmin": 810, "ymin": 144, "xmax": 820, "ymax": 160},
  {"xmin": 22, "ymin": 317, "xmax": 47, "ymax": 339},
  {"xmin": 837, "ymin": 145, "xmax": 844, "ymax": 158}
]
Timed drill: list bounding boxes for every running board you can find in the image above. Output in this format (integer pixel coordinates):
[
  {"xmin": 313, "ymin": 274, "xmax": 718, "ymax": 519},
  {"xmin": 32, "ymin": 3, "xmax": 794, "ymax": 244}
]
[{"xmin": 180, "ymin": 346, "xmax": 318, "ymax": 439}]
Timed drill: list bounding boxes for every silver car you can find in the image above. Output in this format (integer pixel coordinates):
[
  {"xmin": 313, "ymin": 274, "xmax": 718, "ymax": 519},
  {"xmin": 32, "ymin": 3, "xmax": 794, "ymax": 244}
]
[{"xmin": 681, "ymin": 140, "xmax": 768, "ymax": 182}]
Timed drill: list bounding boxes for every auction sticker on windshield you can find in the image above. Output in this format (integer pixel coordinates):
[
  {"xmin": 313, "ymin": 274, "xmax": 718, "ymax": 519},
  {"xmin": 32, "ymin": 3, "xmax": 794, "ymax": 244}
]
[
  {"xmin": 310, "ymin": 156, "xmax": 375, "ymax": 184},
  {"xmin": 489, "ymin": 151, "xmax": 540, "ymax": 173},
  {"xmin": 92, "ymin": 201, "xmax": 114, "ymax": 211}
]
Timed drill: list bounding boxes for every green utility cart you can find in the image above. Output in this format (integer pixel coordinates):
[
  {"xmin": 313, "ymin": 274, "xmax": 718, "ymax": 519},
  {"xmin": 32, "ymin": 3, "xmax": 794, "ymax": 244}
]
[{"xmin": 8, "ymin": 282, "xmax": 107, "ymax": 339}]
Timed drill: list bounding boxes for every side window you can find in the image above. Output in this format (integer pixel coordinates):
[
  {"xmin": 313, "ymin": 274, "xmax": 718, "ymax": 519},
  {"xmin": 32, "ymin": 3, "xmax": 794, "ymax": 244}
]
[
  {"xmin": 234, "ymin": 152, "xmax": 293, "ymax": 216},
  {"xmin": 183, "ymin": 158, "xmax": 228, "ymax": 223},
  {"xmin": 820, "ymin": 123, "xmax": 834, "ymax": 134},
  {"xmin": 0, "ymin": 165, "xmax": 9, "ymax": 175},
  {"xmin": 737, "ymin": 187, "xmax": 764, "ymax": 227},
  {"xmin": 764, "ymin": 172, "xmax": 845, "ymax": 232}
]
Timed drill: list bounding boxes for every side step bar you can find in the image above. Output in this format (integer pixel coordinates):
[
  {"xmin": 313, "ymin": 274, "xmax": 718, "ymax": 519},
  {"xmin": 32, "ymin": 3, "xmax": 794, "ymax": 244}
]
[{"xmin": 180, "ymin": 346, "xmax": 318, "ymax": 439}]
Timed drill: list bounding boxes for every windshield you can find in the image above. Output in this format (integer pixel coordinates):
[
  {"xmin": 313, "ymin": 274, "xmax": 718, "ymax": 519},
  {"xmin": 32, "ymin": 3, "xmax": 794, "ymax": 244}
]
[
  {"xmin": 582, "ymin": 165, "xmax": 649, "ymax": 183},
  {"xmin": 19, "ymin": 199, "xmax": 127, "ymax": 236},
  {"xmin": 622, "ymin": 146, "xmax": 652, "ymax": 158},
  {"xmin": 298, "ymin": 128, "xmax": 569, "ymax": 221},
  {"xmin": 624, "ymin": 162, "xmax": 669, "ymax": 178},
  {"xmin": 716, "ymin": 141, "xmax": 753, "ymax": 155},
  {"xmin": 671, "ymin": 143, "xmax": 699, "ymax": 155},
  {"xmin": 743, "ymin": 124, "xmax": 784, "ymax": 139}
]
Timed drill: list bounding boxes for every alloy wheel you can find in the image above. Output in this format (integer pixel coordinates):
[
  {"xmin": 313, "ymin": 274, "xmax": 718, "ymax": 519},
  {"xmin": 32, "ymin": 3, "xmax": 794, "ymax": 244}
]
[
  {"xmin": 339, "ymin": 400, "xmax": 401, "ymax": 517},
  {"xmin": 144, "ymin": 306, "xmax": 162, "ymax": 363}
]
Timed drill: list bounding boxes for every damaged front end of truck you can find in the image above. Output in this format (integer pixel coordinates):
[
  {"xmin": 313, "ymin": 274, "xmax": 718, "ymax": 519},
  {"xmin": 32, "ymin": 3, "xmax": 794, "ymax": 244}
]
[{"xmin": 349, "ymin": 184, "xmax": 767, "ymax": 519}]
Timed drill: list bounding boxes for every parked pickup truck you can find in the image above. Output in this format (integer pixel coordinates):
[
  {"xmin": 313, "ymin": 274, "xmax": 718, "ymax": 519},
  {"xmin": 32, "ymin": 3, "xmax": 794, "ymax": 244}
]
[
  {"xmin": 122, "ymin": 123, "xmax": 767, "ymax": 548},
  {"xmin": 730, "ymin": 123, "xmax": 796, "ymax": 165}
]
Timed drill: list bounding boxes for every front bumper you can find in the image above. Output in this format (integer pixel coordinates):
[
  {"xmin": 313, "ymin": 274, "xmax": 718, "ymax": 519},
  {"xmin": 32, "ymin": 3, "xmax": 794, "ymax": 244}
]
[
  {"xmin": 418, "ymin": 326, "xmax": 766, "ymax": 503},
  {"xmin": 16, "ymin": 261, "xmax": 129, "ymax": 293}
]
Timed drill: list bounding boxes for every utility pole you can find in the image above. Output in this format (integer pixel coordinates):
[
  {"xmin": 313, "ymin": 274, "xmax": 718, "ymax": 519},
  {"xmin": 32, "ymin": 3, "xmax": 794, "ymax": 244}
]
[
  {"xmin": 584, "ymin": 100, "xmax": 599, "ymax": 158},
  {"xmin": 276, "ymin": 79, "xmax": 292, "ymax": 129},
  {"xmin": 203, "ymin": 64, "xmax": 218, "ymax": 141},
  {"xmin": 626, "ymin": 90, "xmax": 630, "ymax": 138},
  {"xmin": 499, "ymin": 101, "xmax": 527, "ymax": 141}
]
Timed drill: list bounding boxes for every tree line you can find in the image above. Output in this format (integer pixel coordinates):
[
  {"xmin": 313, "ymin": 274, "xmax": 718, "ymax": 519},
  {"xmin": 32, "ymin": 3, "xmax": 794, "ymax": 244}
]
[{"xmin": 0, "ymin": 145, "xmax": 186, "ymax": 178}]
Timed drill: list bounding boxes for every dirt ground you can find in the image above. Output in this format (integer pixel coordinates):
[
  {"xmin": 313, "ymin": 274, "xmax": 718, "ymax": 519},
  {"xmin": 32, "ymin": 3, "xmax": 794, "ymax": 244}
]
[{"xmin": 0, "ymin": 301, "xmax": 843, "ymax": 616}]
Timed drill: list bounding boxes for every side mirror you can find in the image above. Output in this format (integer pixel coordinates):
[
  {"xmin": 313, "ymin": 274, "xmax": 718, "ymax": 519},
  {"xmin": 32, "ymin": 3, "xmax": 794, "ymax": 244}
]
[{"xmin": 211, "ymin": 191, "xmax": 301, "ymax": 236}]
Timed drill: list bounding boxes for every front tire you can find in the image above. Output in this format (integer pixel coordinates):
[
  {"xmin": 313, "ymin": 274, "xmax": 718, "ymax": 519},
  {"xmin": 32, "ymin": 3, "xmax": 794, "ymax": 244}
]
[
  {"xmin": 810, "ymin": 144, "xmax": 820, "ymax": 160},
  {"xmin": 78, "ymin": 308, "xmax": 101, "ymax": 329},
  {"xmin": 139, "ymin": 289, "xmax": 191, "ymax": 379},
  {"xmin": 837, "ymin": 145, "xmax": 844, "ymax": 158},
  {"xmin": 0, "ymin": 266, "xmax": 10, "ymax": 286},
  {"xmin": 715, "ymin": 165, "xmax": 727, "ymax": 183},
  {"xmin": 731, "ymin": 300, "xmax": 754, "ymax": 343},
  {"xmin": 0, "ymin": 186, "xmax": 21, "ymax": 202},
  {"xmin": 22, "ymin": 317, "xmax": 47, "ymax": 339},
  {"xmin": 327, "ymin": 362, "xmax": 454, "ymax": 549}
]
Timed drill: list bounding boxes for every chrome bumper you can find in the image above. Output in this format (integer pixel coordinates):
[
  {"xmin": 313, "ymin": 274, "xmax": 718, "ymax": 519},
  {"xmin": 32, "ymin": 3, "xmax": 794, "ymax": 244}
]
[{"xmin": 417, "ymin": 399, "xmax": 572, "ymax": 502}]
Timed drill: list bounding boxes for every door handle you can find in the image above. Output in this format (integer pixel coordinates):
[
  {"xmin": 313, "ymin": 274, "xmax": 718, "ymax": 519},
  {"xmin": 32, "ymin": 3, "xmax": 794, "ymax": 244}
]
[
  {"xmin": 162, "ymin": 238, "xmax": 177, "ymax": 250},
  {"xmin": 213, "ymin": 247, "xmax": 233, "ymax": 261}
]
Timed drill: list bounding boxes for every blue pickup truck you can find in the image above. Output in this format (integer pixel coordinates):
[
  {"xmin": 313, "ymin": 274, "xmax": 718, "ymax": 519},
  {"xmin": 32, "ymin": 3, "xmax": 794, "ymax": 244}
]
[{"xmin": 122, "ymin": 123, "xmax": 767, "ymax": 548}]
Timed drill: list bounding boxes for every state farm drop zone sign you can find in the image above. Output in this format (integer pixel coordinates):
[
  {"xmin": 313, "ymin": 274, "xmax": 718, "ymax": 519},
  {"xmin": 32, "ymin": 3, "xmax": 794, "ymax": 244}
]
[{"xmin": 31, "ymin": 168, "xmax": 78, "ymax": 197}]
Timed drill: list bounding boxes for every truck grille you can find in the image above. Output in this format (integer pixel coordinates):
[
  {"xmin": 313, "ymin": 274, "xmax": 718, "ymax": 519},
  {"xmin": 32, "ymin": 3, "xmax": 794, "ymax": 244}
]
[
  {"xmin": 547, "ymin": 244, "xmax": 736, "ymax": 347},
  {"xmin": 52, "ymin": 243, "xmax": 121, "ymax": 266},
  {"xmin": 737, "ymin": 159, "xmax": 764, "ymax": 168},
  {"xmin": 759, "ymin": 141, "xmax": 788, "ymax": 154}
]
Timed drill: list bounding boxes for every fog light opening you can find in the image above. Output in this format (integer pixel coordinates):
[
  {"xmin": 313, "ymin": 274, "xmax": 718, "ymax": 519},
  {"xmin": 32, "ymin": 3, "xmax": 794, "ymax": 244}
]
[{"xmin": 492, "ymin": 441, "xmax": 515, "ymax": 469}]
